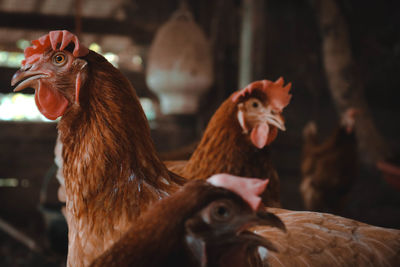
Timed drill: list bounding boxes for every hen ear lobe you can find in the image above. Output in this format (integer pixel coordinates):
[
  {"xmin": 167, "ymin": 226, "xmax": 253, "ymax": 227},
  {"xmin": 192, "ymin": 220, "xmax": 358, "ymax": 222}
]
[
  {"xmin": 237, "ymin": 104, "xmax": 249, "ymax": 134},
  {"xmin": 185, "ymin": 227, "xmax": 207, "ymax": 267}
]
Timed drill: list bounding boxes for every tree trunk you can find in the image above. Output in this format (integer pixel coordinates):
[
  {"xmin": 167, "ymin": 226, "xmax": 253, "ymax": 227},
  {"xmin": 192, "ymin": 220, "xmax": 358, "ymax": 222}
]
[{"xmin": 312, "ymin": 0, "xmax": 389, "ymax": 164}]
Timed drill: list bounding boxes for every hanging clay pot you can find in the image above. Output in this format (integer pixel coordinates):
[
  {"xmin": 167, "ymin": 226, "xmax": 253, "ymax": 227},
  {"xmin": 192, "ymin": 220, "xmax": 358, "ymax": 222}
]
[{"xmin": 146, "ymin": 4, "xmax": 214, "ymax": 114}]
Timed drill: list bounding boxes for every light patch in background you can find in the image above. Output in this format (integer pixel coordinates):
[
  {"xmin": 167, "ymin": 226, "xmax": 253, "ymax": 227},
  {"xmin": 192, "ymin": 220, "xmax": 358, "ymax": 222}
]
[
  {"xmin": 0, "ymin": 51, "xmax": 24, "ymax": 68},
  {"xmin": 0, "ymin": 178, "xmax": 30, "ymax": 188},
  {"xmin": 104, "ymin": 52, "xmax": 119, "ymax": 67},
  {"xmin": 89, "ymin": 42, "xmax": 102, "ymax": 53},
  {"xmin": 0, "ymin": 94, "xmax": 157, "ymax": 122},
  {"xmin": 139, "ymin": 97, "xmax": 157, "ymax": 121},
  {"xmin": 132, "ymin": 55, "xmax": 143, "ymax": 67},
  {"xmin": 0, "ymin": 38, "xmax": 28, "ymax": 67},
  {"xmin": 0, "ymin": 93, "xmax": 53, "ymax": 122},
  {"xmin": 0, "ymin": 178, "xmax": 19, "ymax": 187},
  {"xmin": 16, "ymin": 39, "xmax": 30, "ymax": 51},
  {"xmin": 89, "ymin": 42, "xmax": 119, "ymax": 67}
]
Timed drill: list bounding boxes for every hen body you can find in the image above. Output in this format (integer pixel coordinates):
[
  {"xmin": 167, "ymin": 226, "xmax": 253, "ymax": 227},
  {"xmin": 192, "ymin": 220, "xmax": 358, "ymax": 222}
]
[
  {"xmin": 300, "ymin": 110, "xmax": 358, "ymax": 212},
  {"xmin": 167, "ymin": 79, "xmax": 292, "ymax": 208},
  {"xmin": 12, "ymin": 31, "xmax": 184, "ymax": 266},
  {"xmin": 255, "ymin": 208, "xmax": 400, "ymax": 266}
]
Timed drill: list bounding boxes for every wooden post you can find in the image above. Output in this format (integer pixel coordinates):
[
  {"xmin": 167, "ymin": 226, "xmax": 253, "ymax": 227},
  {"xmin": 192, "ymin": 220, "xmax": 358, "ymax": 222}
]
[
  {"xmin": 239, "ymin": 0, "xmax": 253, "ymax": 88},
  {"xmin": 239, "ymin": 0, "xmax": 266, "ymax": 88},
  {"xmin": 312, "ymin": 0, "xmax": 389, "ymax": 164}
]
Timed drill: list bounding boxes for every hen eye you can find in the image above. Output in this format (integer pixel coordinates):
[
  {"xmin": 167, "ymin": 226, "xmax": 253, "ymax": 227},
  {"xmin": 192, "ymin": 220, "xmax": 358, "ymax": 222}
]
[
  {"xmin": 53, "ymin": 53, "xmax": 67, "ymax": 65},
  {"xmin": 247, "ymin": 98, "xmax": 261, "ymax": 109},
  {"xmin": 271, "ymin": 109, "xmax": 278, "ymax": 115},
  {"xmin": 210, "ymin": 201, "xmax": 233, "ymax": 222}
]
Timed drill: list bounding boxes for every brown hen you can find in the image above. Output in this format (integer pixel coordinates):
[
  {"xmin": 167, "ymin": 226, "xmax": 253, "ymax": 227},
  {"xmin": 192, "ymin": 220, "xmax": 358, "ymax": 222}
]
[
  {"xmin": 166, "ymin": 78, "xmax": 292, "ymax": 207},
  {"xmin": 90, "ymin": 174, "xmax": 285, "ymax": 267},
  {"xmin": 11, "ymin": 30, "xmax": 184, "ymax": 266}
]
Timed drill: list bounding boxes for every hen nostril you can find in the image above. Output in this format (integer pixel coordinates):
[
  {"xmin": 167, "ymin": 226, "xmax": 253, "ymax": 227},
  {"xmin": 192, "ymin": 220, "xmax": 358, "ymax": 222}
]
[{"xmin": 22, "ymin": 64, "xmax": 32, "ymax": 71}]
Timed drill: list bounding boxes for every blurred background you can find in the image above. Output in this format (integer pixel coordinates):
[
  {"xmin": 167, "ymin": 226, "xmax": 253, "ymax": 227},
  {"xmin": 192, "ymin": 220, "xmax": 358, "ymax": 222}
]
[{"xmin": 0, "ymin": 0, "xmax": 399, "ymax": 266}]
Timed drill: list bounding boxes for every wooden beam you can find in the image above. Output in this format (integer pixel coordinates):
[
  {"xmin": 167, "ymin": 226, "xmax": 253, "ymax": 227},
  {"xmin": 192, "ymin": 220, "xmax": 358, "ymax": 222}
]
[{"xmin": 0, "ymin": 11, "xmax": 154, "ymax": 44}]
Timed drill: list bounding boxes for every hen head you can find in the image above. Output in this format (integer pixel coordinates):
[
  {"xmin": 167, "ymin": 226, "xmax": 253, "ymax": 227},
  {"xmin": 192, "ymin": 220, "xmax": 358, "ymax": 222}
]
[
  {"xmin": 231, "ymin": 78, "xmax": 292, "ymax": 149},
  {"xmin": 11, "ymin": 30, "xmax": 89, "ymax": 120},
  {"xmin": 341, "ymin": 107, "xmax": 360, "ymax": 134},
  {"xmin": 185, "ymin": 174, "xmax": 286, "ymax": 266}
]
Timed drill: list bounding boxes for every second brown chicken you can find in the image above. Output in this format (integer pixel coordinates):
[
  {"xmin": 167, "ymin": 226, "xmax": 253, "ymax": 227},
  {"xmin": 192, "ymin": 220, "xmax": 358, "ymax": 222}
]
[{"xmin": 166, "ymin": 78, "xmax": 292, "ymax": 208}]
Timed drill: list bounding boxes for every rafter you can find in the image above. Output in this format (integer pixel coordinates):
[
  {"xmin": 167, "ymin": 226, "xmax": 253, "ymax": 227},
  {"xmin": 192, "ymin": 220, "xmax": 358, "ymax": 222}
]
[{"xmin": 0, "ymin": 11, "xmax": 154, "ymax": 45}]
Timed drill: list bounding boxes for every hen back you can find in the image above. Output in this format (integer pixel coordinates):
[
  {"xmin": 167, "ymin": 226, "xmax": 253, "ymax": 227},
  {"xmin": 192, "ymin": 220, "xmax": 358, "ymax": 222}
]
[{"xmin": 255, "ymin": 207, "xmax": 400, "ymax": 266}]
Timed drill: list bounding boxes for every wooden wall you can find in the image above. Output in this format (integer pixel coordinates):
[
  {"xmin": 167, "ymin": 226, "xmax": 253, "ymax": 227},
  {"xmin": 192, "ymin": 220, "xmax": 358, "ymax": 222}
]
[{"xmin": 0, "ymin": 122, "xmax": 58, "ymax": 224}]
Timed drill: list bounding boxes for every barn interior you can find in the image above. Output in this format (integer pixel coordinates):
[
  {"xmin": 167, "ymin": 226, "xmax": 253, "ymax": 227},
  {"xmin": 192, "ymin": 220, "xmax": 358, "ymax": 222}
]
[{"xmin": 0, "ymin": 0, "xmax": 399, "ymax": 266}]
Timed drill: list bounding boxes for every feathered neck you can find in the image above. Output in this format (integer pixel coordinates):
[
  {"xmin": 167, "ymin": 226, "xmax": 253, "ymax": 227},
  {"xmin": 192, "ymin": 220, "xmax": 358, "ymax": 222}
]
[
  {"xmin": 58, "ymin": 52, "xmax": 181, "ymax": 227},
  {"xmin": 182, "ymin": 97, "xmax": 275, "ymax": 180}
]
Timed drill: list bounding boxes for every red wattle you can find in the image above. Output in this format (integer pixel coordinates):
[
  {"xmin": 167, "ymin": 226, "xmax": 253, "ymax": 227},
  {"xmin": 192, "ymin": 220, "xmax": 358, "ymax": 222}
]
[
  {"xmin": 250, "ymin": 123, "xmax": 270, "ymax": 149},
  {"xmin": 35, "ymin": 81, "xmax": 69, "ymax": 120}
]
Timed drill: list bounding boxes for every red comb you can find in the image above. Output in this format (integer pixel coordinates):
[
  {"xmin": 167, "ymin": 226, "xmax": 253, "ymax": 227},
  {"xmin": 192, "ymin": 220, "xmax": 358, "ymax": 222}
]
[
  {"xmin": 207, "ymin": 174, "xmax": 269, "ymax": 211},
  {"xmin": 22, "ymin": 30, "xmax": 89, "ymax": 66},
  {"xmin": 232, "ymin": 77, "xmax": 292, "ymax": 112}
]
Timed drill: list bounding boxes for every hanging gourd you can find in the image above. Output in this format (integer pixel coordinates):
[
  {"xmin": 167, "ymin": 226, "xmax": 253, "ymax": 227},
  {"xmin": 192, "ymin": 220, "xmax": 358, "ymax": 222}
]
[{"xmin": 146, "ymin": 2, "xmax": 214, "ymax": 115}]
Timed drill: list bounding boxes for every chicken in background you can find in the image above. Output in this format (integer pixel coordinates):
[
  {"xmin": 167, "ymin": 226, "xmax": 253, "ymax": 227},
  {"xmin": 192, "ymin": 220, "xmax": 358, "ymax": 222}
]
[
  {"xmin": 166, "ymin": 78, "xmax": 292, "ymax": 208},
  {"xmin": 11, "ymin": 30, "xmax": 185, "ymax": 266},
  {"xmin": 91, "ymin": 174, "xmax": 400, "ymax": 267},
  {"xmin": 300, "ymin": 108, "xmax": 359, "ymax": 212},
  {"xmin": 90, "ymin": 174, "xmax": 285, "ymax": 267}
]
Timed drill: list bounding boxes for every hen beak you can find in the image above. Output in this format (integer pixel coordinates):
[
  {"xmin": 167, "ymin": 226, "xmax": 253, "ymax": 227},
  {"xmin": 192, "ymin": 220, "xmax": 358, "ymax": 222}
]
[
  {"xmin": 11, "ymin": 66, "xmax": 48, "ymax": 92},
  {"xmin": 234, "ymin": 210, "xmax": 285, "ymax": 252},
  {"xmin": 265, "ymin": 113, "xmax": 286, "ymax": 131}
]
